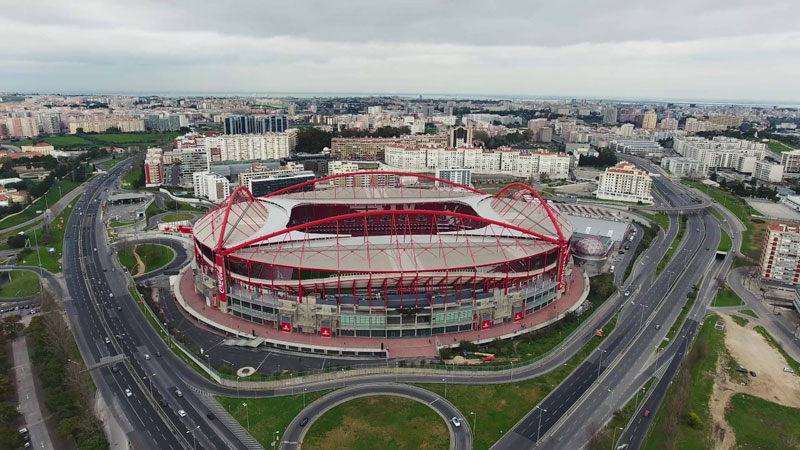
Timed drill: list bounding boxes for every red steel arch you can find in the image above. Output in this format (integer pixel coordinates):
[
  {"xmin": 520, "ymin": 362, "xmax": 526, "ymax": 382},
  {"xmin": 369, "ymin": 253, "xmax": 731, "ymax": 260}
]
[
  {"xmin": 494, "ymin": 182, "xmax": 568, "ymax": 243},
  {"xmin": 262, "ymin": 171, "xmax": 488, "ymax": 198}
]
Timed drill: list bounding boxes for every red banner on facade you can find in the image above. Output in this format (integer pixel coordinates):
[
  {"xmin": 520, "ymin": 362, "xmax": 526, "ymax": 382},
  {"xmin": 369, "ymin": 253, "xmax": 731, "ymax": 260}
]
[
  {"xmin": 514, "ymin": 311, "xmax": 523, "ymax": 322},
  {"xmin": 281, "ymin": 322, "xmax": 292, "ymax": 333},
  {"xmin": 481, "ymin": 319, "xmax": 491, "ymax": 330},
  {"xmin": 214, "ymin": 253, "xmax": 227, "ymax": 303},
  {"xmin": 320, "ymin": 327, "xmax": 332, "ymax": 338}
]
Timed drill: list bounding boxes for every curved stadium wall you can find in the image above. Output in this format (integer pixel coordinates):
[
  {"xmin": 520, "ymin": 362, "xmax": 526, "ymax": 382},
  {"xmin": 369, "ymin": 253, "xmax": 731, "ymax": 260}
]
[{"xmin": 190, "ymin": 172, "xmax": 575, "ymax": 339}]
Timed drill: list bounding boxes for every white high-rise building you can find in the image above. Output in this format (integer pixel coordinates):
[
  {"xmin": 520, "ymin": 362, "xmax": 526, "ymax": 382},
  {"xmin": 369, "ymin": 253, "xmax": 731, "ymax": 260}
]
[
  {"xmin": 192, "ymin": 172, "xmax": 231, "ymax": 203},
  {"xmin": 673, "ymin": 135, "xmax": 766, "ymax": 171},
  {"xmin": 760, "ymin": 223, "xmax": 800, "ymax": 285},
  {"xmin": 753, "ymin": 161, "xmax": 784, "ymax": 183},
  {"xmin": 660, "ymin": 157, "xmax": 708, "ymax": 179},
  {"xmin": 435, "ymin": 167, "xmax": 472, "ymax": 187},
  {"xmin": 596, "ymin": 162, "xmax": 653, "ymax": 204}
]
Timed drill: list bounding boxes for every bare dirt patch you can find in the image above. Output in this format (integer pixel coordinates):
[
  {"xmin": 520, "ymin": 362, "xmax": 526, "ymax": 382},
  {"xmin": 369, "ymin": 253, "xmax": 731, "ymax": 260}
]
[{"xmin": 708, "ymin": 315, "xmax": 800, "ymax": 450}]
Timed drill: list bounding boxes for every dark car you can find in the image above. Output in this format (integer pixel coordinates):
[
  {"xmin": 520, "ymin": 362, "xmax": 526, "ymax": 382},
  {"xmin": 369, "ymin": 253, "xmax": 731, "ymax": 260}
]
[
  {"xmin": 206, "ymin": 413, "xmax": 215, "ymax": 420},
  {"xmin": 300, "ymin": 417, "xmax": 309, "ymax": 427},
  {"xmin": 158, "ymin": 399, "xmax": 168, "ymax": 407}
]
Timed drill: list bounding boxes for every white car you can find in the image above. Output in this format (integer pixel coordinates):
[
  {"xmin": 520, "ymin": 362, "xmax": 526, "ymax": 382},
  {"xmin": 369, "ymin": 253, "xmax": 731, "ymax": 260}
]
[
  {"xmin": 104, "ymin": 337, "xmax": 111, "ymax": 344},
  {"xmin": 124, "ymin": 388, "xmax": 132, "ymax": 397},
  {"xmin": 178, "ymin": 410, "xmax": 187, "ymax": 417},
  {"xmin": 784, "ymin": 367, "xmax": 795, "ymax": 374},
  {"xmin": 624, "ymin": 291, "xmax": 631, "ymax": 297},
  {"xmin": 451, "ymin": 417, "xmax": 461, "ymax": 427}
]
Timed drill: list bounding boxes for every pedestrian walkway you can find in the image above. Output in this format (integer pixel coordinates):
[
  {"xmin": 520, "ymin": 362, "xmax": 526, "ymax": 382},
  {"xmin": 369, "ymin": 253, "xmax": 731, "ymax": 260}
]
[
  {"xmin": 175, "ymin": 267, "xmax": 588, "ymax": 358},
  {"xmin": 12, "ymin": 337, "xmax": 55, "ymax": 450}
]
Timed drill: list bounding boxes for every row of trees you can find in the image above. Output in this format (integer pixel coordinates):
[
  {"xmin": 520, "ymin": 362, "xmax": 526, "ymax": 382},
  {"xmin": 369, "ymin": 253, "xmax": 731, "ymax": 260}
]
[
  {"xmin": 0, "ymin": 314, "xmax": 24, "ymax": 449},
  {"xmin": 26, "ymin": 292, "xmax": 108, "ymax": 450},
  {"xmin": 716, "ymin": 178, "xmax": 778, "ymax": 200},
  {"xmin": 577, "ymin": 148, "xmax": 618, "ymax": 168},
  {"xmin": 295, "ymin": 125, "xmax": 414, "ymax": 153}
]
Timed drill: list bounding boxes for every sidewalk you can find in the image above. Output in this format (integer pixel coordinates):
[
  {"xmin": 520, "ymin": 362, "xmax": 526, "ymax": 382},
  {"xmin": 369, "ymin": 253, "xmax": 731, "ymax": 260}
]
[
  {"xmin": 175, "ymin": 267, "xmax": 587, "ymax": 358},
  {"xmin": 12, "ymin": 336, "xmax": 55, "ymax": 450}
]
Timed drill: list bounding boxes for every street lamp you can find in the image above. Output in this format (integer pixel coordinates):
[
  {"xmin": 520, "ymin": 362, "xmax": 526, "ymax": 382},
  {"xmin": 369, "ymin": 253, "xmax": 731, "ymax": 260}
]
[
  {"xmin": 186, "ymin": 425, "xmax": 200, "ymax": 450},
  {"xmin": 535, "ymin": 406, "xmax": 547, "ymax": 445},
  {"xmin": 143, "ymin": 372, "xmax": 156, "ymax": 396},
  {"xmin": 303, "ymin": 388, "xmax": 307, "ymax": 409},
  {"xmin": 443, "ymin": 378, "xmax": 447, "ymax": 399},
  {"xmin": 611, "ymin": 426, "xmax": 623, "ymax": 450},
  {"xmin": 469, "ymin": 411, "xmax": 477, "ymax": 441},
  {"xmin": 635, "ymin": 386, "xmax": 646, "ymax": 409},
  {"xmin": 597, "ymin": 349, "xmax": 607, "ymax": 378},
  {"xmin": 242, "ymin": 402, "xmax": 250, "ymax": 430}
]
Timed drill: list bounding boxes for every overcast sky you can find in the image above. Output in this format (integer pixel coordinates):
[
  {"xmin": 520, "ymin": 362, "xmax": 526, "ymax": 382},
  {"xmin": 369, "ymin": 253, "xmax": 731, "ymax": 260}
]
[{"xmin": 2, "ymin": 0, "xmax": 800, "ymax": 102}]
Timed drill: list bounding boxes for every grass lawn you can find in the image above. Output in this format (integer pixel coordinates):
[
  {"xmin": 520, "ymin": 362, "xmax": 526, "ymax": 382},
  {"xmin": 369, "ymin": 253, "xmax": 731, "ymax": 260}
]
[
  {"xmin": 11, "ymin": 135, "xmax": 95, "ymax": 148},
  {"xmin": 102, "ymin": 157, "xmax": 126, "ymax": 169},
  {"xmin": 121, "ymin": 166, "xmax": 142, "ymax": 190},
  {"xmin": 718, "ymin": 229, "xmax": 732, "ymax": 253},
  {"xmin": 731, "ymin": 315, "xmax": 749, "ymax": 327},
  {"xmin": 753, "ymin": 326, "xmax": 800, "ymax": 374},
  {"xmin": 0, "ymin": 179, "xmax": 82, "ymax": 231},
  {"xmin": 642, "ymin": 211, "xmax": 669, "ymax": 230},
  {"xmin": 160, "ymin": 212, "xmax": 194, "ymax": 223},
  {"xmin": 656, "ymin": 214, "xmax": 687, "ymax": 277},
  {"xmin": 683, "ymin": 181, "xmax": 765, "ymax": 259},
  {"xmin": 711, "ymin": 287, "xmax": 744, "ymax": 307},
  {"xmin": 215, "ymin": 391, "xmax": 332, "ymax": 447},
  {"xmin": 18, "ymin": 195, "xmax": 82, "ymax": 273},
  {"xmin": 658, "ymin": 280, "xmax": 699, "ymax": 350},
  {"xmin": 117, "ymin": 244, "xmax": 174, "ymax": 275},
  {"xmin": 88, "ymin": 131, "xmax": 180, "ymax": 146},
  {"xmin": 415, "ymin": 314, "xmax": 619, "ymax": 450},
  {"xmin": 0, "ymin": 270, "xmax": 41, "ymax": 297},
  {"xmin": 726, "ymin": 393, "xmax": 800, "ymax": 448},
  {"xmin": 739, "ymin": 309, "xmax": 758, "ymax": 319},
  {"xmin": 109, "ymin": 221, "xmax": 133, "ymax": 228},
  {"xmin": 766, "ymin": 140, "xmax": 796, "ymax": 153},
  {"xmin": 303, "ymin": 396, "xmax": 449, "ymax": 450},
  {"xmin": 644, "ymin": 314, "xmax": 741, "ymax": 450},
  {"xmin": 709, "ymin": 207, "xmax": 725, "ymax": 222}
]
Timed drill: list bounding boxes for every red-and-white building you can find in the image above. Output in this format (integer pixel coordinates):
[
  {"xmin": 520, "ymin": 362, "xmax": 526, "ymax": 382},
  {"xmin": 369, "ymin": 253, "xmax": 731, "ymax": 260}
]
[
  {"xmin": 190, "ymin": 172, "xmax": 576, "ymax": 338},
  {"xmin": 144, "ymin": 147, "xmax": 163, "ymax": 187},
  {"xmin": 759, "ymin": 222, "xmax": 800, "ymax": 285}
]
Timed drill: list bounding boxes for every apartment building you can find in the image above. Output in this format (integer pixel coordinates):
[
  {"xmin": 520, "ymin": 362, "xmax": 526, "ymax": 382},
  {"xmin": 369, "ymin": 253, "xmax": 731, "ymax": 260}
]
[
  {"xmin": 435, "ymin": 167, "xmax": 472, "ymax": 187},
  {"xmin": 780, "ymin": 149, "xmax": 800, "ymax": 177},
  {"xmin": 192, "ymin": 171, "xmax": 231, "ymax": 202},
  {"xmin": 660, "ymin": 157, "xmax": 708, "ymax": 178},
  {"xmin": 642, "ymin": 111, "xmax": 657, "ymax": 131},
  {"xmin": 224, "ymin": 115, "xmax": 288, "ymax": 134},
  {"xmin": 3, "ymin": 117, "xmax": 38, "ymax": 138},
  {"xmin": 68, "ymin": 117, "xmax": 145, "ymax": 134},
  {"xmin": 673, "ymin": 135, "xmax": 766, "ymax": 172},
  {"xmin": 144, "ymin": 147, "xmax": 164, "ymax": 187},
  {"xmin": 327, "ymin": 161, "xmax": 400, "ymax": 187},
  {"xmin": 753, "ymin": 160, "xmax": 784, "ymax": 183},
  {"xmin": 759, "ymin": 222, "xmax": 800, "ymax": 285},
  {"xmin": 330, "ymin": 134, "xmax": 448, "ymax": 160},
  {"xmin": 204, "ymin": 134, "xmax": 291, "ymax": 162},
  {"xmin": 595, "ymin": 162, "xmax": 653, "ymax": 204}
]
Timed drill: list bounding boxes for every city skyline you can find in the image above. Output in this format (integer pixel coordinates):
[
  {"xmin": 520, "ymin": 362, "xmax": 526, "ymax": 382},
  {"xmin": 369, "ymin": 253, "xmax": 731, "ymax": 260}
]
[{"xmin": 2, "ymin": 0, "xmax": 800, "ymax": 103}]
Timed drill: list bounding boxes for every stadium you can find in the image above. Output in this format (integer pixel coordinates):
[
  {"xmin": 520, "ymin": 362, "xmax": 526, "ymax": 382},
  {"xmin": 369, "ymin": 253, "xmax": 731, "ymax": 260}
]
[{"xmin": 190, "ymin": 171, "xmax": 575, "ymax": 339}]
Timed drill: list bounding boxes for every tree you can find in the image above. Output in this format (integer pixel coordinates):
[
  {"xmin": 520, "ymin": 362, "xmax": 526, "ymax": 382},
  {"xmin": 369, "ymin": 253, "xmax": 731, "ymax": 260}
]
[
  {"xmin": 6, "ymin": 234, "xmax": 26, "ymax": 249},
  {"xmin": 295, "ymin": 127, "xmax": 332, "ymax": 153}
]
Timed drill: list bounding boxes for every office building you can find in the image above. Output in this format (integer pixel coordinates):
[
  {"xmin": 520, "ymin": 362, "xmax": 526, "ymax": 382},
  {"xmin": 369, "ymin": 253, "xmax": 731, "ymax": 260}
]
[
  {"xmin": 181, "ymin": 148, "xmax": 210, "ymax": 185},
  {"xmin": 610, "ymin": 139, "xmax": 663, "ymax": 156},
  {"xmin": 237, "ymin": 162, "xmax": 305, "ymax": 188},
  {"xmin": 642, "ymin": 111, "xmax": 657, "ymax": 131},
  {"xmin": 596, "ymin": 162, "xmax": 653, "ymax": 204},
  {"xmin": 224, "ymin": 115, "xmax": 288, "ymax": 134},
  {"xmin": 660, "ymin": 157, "xmax": 708, "ymax": 178},
  {"xmin": 249, "ymin": 171, "xmax": 316, "ymax": 197},
  {"xmin": 753, "ymin": 161, "xmax": 784, "ymax": 183},
  {"xmin": 759, "ymin": 222, "xmax": 800, "ymax": 285},
  {"xmin": 144, "ymin": 147, "xmax": 164, "ymax": 187},
  {"xmin": 449, "ymin": 125, "xmax": 474, "ymax": 147},
  {"xmin": 193, "ymin": 171, "xmax": 231, "ymax": 202},
  {"xmin": 435, "ymin": 167, "xmax": 472, "ymax": 187}
]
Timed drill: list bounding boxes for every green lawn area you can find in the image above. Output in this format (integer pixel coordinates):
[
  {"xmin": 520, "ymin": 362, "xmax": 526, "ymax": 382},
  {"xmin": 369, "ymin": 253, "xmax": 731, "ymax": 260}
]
[
  {"xmin": 709, "ymin": 207, "xmax": 725, "ymax": 222},
  {"xmin": 216, "ymin": 391, "xmax": 332, "ymax": 447},
  {"xmin": 121, "ymin": 166, "xmax": 142, "ymax": 190},
  {"xmin": 683, "ymin": 181, "xmax": 765, "ymax": 260},
  {"xmin": 642, "ymin": 211, "xmax": 669, "ymax": 230},
  {"xmin": 766, "ymin": 140, "xmax": 796, "ymax": 153},
  {"xmin": 726, "ymin": 393, "xmax": 800, "ymax": 448},
  {"xmin": 102, "ymin": 157, "xmax": 126, "ymax": 169},
  {"xmin": 656, "ymin": 214, "xmax": 687, "ymax": 277},
  {"xmin": 160, "ymin": 212, "xmax": 193, "ymax": 223},
  {"xmin": 303, "ymin": 396, "xmax": 449, "ymax": 450},
  {"xmin": 416, "ymin": 314, "xmax": 619, "ymax": 450},
  {"xmin": 109, "ymin": 221, "xmax": 133, "ymax": 228},
  {"xmin": 754, "ymin": 326, "xmax": 800, "ymax": 374},
  {"xmin": 739, "ymin": 309, "xmax": 758, "ymax": 319},
  {"xmin": 0, "ymin": 179, "xmax": 82, "ymax": 231},
  {"xmin": 117, "ymin": 244, "xmax": 174, "ymax": 276},
  {"xmin": 88, "ymin": 131, "xmax": 180, "ymax": 146},
  {"xmin": 593, "ymin": 378, "xmax": 656, "ymax": 448},
  {"xmin": 10, "ymin": 135, "xmax": 95, "ymax": 148},
  {"xmin": 711, "ymin": 287, "xmax": 744, "ymax": 307},
  {"xmin": 0, "ymin": 270, "xmax": 41, "ymax": 297},
  {"xmin": 644, "ymin": 314, "xmax": 740, "ymax": 450},
  {"xmin": 718, "ymin": 228, "xmax": 732, "ymax": 253},
  {"xmin": 18, "ymin": 195, "xmax": 82, "ymax": 273},
  {"xmin": 731, "ymin": 315, "xmax": 749, "ymax": 327}
]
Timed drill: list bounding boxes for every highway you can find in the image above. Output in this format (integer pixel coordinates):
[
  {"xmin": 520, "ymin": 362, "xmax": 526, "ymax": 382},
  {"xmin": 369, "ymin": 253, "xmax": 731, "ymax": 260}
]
[
  {"xmin": 62, "ymin": 162, "xmax": 256, "ymax": 450},
  {"xmin": 282, "ymin": 384, "xmax": 472, "ymax": 450}
]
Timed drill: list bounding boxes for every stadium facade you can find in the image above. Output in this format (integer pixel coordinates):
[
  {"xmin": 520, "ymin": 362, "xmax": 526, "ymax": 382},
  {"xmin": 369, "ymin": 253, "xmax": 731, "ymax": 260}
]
[{"xmin": 190, "ymin": 172, "xmax": 574, "ymax": 339}]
